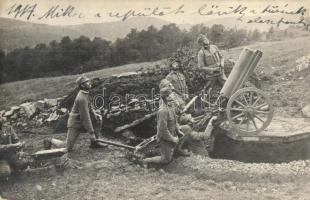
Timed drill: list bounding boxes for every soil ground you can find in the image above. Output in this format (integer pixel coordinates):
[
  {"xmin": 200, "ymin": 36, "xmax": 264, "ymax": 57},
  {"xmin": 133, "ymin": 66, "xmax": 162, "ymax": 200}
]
[{"xmin": 1, "ymin": 134, "xmax": 310, "ymax": 200}]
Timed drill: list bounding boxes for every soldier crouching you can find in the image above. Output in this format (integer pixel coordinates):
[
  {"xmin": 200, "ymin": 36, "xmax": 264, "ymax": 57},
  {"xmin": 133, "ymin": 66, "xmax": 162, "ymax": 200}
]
[
  {"xmin": 0, "ymin": 117, "xmax": 28, "ymax": 178},
  {"xmin": 142, "ymin": 80, "xmax": 179, "ymax": 165}
]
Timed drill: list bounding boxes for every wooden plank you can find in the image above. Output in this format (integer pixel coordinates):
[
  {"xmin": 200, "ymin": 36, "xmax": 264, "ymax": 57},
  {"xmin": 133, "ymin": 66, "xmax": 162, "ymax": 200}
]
[
  {"xmin": 32, "ymin": 148, "xmax": 67, "ymax": 160},
  {"xmin": 114, "ymin": 112, "xmax": 157, "ymax": 133}
]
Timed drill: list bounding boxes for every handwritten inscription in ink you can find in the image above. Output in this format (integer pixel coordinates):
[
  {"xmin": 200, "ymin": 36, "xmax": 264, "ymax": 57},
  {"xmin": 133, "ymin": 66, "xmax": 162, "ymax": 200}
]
[{"xmin": 4, "ymin": 2, "xmax": 310, "ymax": 31}]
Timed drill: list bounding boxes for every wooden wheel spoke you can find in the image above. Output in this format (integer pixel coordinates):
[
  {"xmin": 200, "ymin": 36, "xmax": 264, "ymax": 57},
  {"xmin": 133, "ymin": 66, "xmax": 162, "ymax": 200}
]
[
  {"xmin": 252, "ymin": 96, "xmax": 262, "ymax": 107},
  {"xmin": 238, "ymin": 117, "xmax": 246, "ymax": 125},
  {"xmin": 254, "ymin": 114, "xmax": 264, "ymax": 122},
  {"xmin": 255, "ymin": 110, "xmax": 269, "ymax": 115},
  {"xmin": 232, "ymin": 112, "xmax": 245, "ymax": 120},
  {"xmin": 246, "ymin": 120, "xmax": 250, "ymax": 131},
  {"xmin": 230, "ymin": 108, "xmax": 246, "ymax": 112},
  {"xmin": 251, "ymin": 118, "xmax": 258, "ymax": 130},
  {"xmin": 242, "ymin": 94, "xmax": 249, "ymax": 105},
  {"xmin": 255, "ymin": 103, "xmax": 268, "ymax": 109},
  {"xmin": 249, "ymin": 92, "xmax": 253, "ymax": 105},
  {"xmin": 235, "ymin": 100, "xmax": 246, "ymax": 108}
]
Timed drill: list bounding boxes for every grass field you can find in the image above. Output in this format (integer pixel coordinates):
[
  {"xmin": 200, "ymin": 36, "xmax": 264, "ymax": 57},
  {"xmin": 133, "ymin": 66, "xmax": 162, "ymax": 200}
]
[
  {"xmin": 1, "ymin": 36, "xmax": 310, "ymax": 112},
  {"xmin": 0, "ymin": 60, "xmax": 163, "ymax": 110}
]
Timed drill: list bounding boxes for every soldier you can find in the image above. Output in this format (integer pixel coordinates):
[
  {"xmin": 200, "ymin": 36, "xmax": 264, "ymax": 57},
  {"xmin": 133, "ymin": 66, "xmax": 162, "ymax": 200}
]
[
  {"xmin": 143, "ymin": 80, "xmax": 179, "ymax": 165},
  {"xmin": 159, "ymin": 78, "xmax": 185, "ymax": 115},
  {"xmin": 178, "ymin": 116, "xmax": 217, "ymax": 156},
  {"xmin": 166, "ymin": 60, "xmax": 189, "ymax": 101},
  {"xmin": 47, "ymin": 75, "xmax": 107, "ymax": 152},
  {"xmin": 0, "ymin": 117, "xmax": 28, "ymax": 177},
  {"xmin": 197, "ymin": 34, "xmax": 227, "ymax": 86},
  {"xmin": 66, "ymin": 75, "xmax": 107, "ymax": 151}
]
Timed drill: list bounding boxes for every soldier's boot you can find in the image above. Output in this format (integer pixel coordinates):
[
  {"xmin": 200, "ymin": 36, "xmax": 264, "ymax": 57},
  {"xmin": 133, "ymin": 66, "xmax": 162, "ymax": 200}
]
[
  {"xmin": 89, "ymin": 140, "xmax": 108, "ymax": 149},
  {"xmin": 89, "ymin": 131, "xmax": 108, "ymax": 149},
  {"xmin": 44, "ymin": 138, "xmax": 65, "ymax": 150}
]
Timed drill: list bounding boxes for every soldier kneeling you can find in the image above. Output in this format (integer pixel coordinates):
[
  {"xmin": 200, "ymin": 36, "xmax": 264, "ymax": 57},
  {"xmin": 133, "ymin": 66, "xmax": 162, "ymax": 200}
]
[{"xmin": 177, "ymin": 116, "xmax": 217, "ymax": 157}]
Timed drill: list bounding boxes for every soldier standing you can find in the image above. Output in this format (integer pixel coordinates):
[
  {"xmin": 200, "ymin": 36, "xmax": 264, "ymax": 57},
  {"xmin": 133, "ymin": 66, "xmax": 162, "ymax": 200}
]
[
  {"xmin": 47, "ymin": 75, "xmax": 106, "ymax": 152},
  {"xmin": 166, "ymin": 60, "xmax": 189, "ymax": 101},
  {"xmin": 65, "ymin": 75, "xmax": 107, "ymax": 151},
  {"xmin": 197, "ymin": 34, "xmax": 227, "ymax": 86}
]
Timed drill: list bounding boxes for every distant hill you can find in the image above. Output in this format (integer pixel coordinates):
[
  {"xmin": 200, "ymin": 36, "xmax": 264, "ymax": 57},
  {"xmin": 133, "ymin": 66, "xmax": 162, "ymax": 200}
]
[{"xmin": 0, "ymin": 17, "xmax": 170, "ymax": 51}]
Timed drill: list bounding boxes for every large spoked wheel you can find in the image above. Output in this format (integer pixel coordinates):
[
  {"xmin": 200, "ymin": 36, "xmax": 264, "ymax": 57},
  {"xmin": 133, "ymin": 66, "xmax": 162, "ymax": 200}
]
[{"xmin": 226, "ymin": 87, "xmax": 274, "ymax": 134}]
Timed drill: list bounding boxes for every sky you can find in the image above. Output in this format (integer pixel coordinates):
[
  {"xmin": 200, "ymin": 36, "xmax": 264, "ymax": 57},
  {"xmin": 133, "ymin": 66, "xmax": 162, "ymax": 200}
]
[{"xmin": 0, "ymin": 0, "xmax": 309, "ymax": 25}]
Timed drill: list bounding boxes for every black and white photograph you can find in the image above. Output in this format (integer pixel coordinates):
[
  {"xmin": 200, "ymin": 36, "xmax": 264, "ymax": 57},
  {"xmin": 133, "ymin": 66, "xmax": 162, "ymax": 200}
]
[{"xmin": 0, "ymin": 0, "xmax": 310, "ymax": 199}]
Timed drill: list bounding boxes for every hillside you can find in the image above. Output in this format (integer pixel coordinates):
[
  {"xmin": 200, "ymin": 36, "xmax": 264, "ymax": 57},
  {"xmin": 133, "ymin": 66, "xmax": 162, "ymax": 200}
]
[
  {"xmin": 0, "ymin": 36, "xmax": 309, "ymax": 115},
  {"xmin": 0, "ymin": 17, "xmax": 170, "ymax": 51},
  {"xmin": 0, "ymin": 60, "xmax": 164, "ymax": 109}
]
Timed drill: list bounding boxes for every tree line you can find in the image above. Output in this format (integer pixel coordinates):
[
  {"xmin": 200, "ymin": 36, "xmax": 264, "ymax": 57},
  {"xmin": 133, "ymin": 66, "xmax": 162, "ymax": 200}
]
[{"xmin": 0, "ymin": 23, "xmax": 265, "ymax": 83}]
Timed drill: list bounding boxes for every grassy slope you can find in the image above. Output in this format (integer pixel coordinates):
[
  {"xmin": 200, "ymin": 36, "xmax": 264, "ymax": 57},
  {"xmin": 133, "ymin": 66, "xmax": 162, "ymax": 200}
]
[
  {"xmin": 222, "ymin": 36, "xmax": 310, "ymax": 116},
  {"xmin": 0, "ymin": 60, "xmax": 163, "ymax": 110},
  {"xmin": 1, "ymin": 36, "xmax": 310, "ymax": 111}
]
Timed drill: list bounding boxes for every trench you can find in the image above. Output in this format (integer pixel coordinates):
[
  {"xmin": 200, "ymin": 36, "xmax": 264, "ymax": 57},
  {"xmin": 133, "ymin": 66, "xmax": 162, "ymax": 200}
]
[
  {"xmin": 132, "ymin": 117, "xmax": 310, "ymax": 163},
  {"xmin": 210, "ymin": 127, "xmax": 310, "ymax": 163}
]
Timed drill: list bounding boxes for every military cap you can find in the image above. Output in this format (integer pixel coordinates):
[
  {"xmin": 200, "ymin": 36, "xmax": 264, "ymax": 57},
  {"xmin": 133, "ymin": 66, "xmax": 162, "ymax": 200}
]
[{"xmin": 76, "ymin": 75, "xmax": 90, "ymax": 85}]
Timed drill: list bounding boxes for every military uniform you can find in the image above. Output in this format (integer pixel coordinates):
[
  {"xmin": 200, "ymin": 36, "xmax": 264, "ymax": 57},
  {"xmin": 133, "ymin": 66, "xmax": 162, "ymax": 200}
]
[
  {"xmin": 166, "ymin": 71, "xmax": 188, "ymax": 101},
  {"xmin": 66, "ymin": 90, "xmax": 95, "ymax": 151},
  {"xmin": 198, "ymin": 45, "xmax": 222, "ymax": 70},
  {"xmin": 178, "ymin": 117, "xmax": 216, "ymax": 156},
  {"xmin": 0, "ymin": 125, "xmax": 28, "ymax": 171},
  {"xmin": 47, "ymin": 75, "xmax": 106, "ymax": 153},
  {"xmin": 197, "ymin": 45, "xmax": 227, "ymax": 85},
  {"xmin": 144, "ymin": 101, "xmax": 178, "ymax": 164}
]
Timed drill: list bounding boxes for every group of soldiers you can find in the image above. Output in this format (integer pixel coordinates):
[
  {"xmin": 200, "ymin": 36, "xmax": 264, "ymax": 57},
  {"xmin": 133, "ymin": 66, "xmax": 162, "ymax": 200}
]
[
  {"xmin": 0, "ymin": 34, "xmax": 227, "ymax": 175},
  {"xmin": 142, "ymin": 34, "xmax": 227, "ymax": 165}
]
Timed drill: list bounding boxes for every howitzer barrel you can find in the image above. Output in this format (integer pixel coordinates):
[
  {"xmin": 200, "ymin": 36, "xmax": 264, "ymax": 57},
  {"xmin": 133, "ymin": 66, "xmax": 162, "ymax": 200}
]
[{"xmin": 221, "ymin": 48, "xmax": 262, "ymax": 98}]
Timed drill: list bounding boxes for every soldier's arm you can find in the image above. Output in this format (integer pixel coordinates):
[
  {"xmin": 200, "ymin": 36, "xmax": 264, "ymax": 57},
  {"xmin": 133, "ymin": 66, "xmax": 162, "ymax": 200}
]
[
  {"xmin": 78, "ymin": 97, "xmax": 95, "ymax": 133},
  {"xmin": 190, "ymin": 116, "xmax": 216, "ymax": 140},
  {"xmin": 179, "ymin": 73, "xmax": 189, "ymax": 100},
  {"xmin": 158, "ymin": 109, "xmax": 177, "ymax": 143},
  {"xmin": 214, "ymin": 45, "xmax": 224, "ymax": 67},
  {"xmin": 197, "ymin": 50, "xmax": 205, "ymax": 69}
]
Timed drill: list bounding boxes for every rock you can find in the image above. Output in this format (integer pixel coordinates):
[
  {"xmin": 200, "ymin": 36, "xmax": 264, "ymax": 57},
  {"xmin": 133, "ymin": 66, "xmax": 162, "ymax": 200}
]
[
  {"xmin": 10, "ymin": 113, "xmax": 18, "ymax": 120},
  {"xmin": 3, "ymin": 106, "xmax": 21, "ymax": 117},
  {"xmin": 20, "ymin": 102, "xmax": 38, "ymax": 118},
  {"xmin": 121, "ymin": 129, "xmax": 137, "ymax": 140},
  {"xmin": 46, "ymin": 111, "xmax": 59, "ymax": 122},
  {"xmin": 4, "ymin": 110, "xmax": 14, "ymax": 117},
  {"xmin": 11, "ymin": 106, "xmax": 21, "ymax": 111},
  {"xmin": 44, "ymin": 98, "xmax": 58, "ymax": 107},
  {"xmin": 35, "ymin": 184, "xmax": 42, "ymax": 191},
  {"xmin": 296, "ymin": 63, "xmax": 309, "ymax": 72},
  {"xmin": 59, "ymin": 108, "xmax": 68, "ymax": 114},
  {"xmin": 302, "ymin": 105, "xmax": 310, "ymax": 118},
  {"xmin": 36, "ymin": 100, "xmax": 46, "ymax": 110},
  {"xmin": 3, "ymin": 106, "xmax": 20, "ymax": 117}
]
